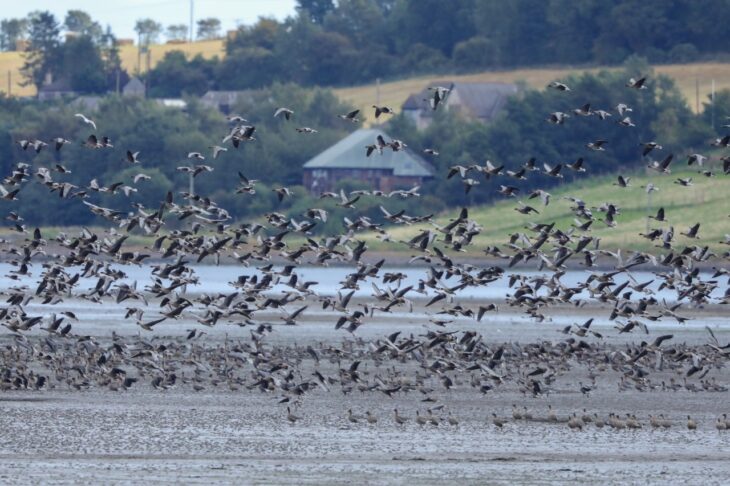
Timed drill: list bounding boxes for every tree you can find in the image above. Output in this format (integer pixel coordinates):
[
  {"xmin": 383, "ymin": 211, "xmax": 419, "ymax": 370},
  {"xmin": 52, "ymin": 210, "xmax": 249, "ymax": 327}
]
[
  {"xmin": 64, "ymin": 10, "xmax": 102, "ymax": 40},
  {"xmin": 702, "ymin": 89, "xmax": 730, "ymax": 135},
  {"xmin": 166, "ymin": 24, "xmax": 188, "ymax": 42},
  {"xmin": 61, "ymin": 36, "xmax": 107, "ymax": 93},
  {"xmin": 196, "ymin": 18, "xmax": 221, "ymax": 40},
  {"xmin": 97, "ymin": 26, "xmax": 127, "ymax": 92},
  {"xmin": 296, "ymin": 0, "xmax": 335, "ymax": 24},
  {"xmin": 217, "ymin": 47, "xmax": 280, "ymax": 89},
  {"xmin": 0, "ymin": 18, "xmax": 29, "ymax": 51},
  {"xmin": 226, "ymin": 17, "xmax": 281, "ymax": 53},
  {"xmin": 453, "ymin": 36, "xmax": 499, "ymax": 69},
  {"xmin": 134, "ymin": 18, "xmax": 162, "ymax": 46},
  {"xmin": 148, "ymin": 51, "xmax": 216, "ymax": 97},
  {"xmin": 323, "ymin": 0, "xmax": 387, "ymax": 48},
  {"xmin": 391, "ymin": 0, "xmax": 476, "ymax": 56},
  {"xmin": 20, "ymin": 11, "xmax": 61, "ymax": 90}
]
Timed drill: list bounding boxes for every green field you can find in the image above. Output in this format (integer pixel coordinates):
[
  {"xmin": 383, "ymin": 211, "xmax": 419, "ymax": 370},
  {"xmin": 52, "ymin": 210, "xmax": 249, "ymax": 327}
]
[
  {"xmin": 5, "ymin": 166, "xmax": 725, "ymax": 258},
  {"xmin": 359, "ymin": 166, "xmax": 730, "ymax": 255}
]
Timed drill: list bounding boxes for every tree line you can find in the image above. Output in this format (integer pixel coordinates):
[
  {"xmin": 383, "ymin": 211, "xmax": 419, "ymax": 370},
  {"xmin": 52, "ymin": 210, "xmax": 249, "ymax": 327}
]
[
  {"xmin": 7, "ymin": 2, "xmax": 730, "ymax": 98},
  {"xmin": 151, "ymin": 0, "xmax": 730, "ymax": 97},
  {"xmin": 1, "ymin": 10, "xmax": 222, "ymax": 51}
]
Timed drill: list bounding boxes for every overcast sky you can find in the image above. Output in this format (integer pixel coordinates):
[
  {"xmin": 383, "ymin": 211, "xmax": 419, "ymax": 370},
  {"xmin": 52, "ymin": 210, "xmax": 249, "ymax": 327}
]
[{"xmin": 3, "ymin": 0, "xmax": 297, "ymax": 40}]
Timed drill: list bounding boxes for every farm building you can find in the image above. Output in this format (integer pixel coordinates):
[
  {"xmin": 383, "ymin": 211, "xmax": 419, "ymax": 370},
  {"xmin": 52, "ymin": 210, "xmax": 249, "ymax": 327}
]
[
  {"xmin": 200, "ymin": 90, "xmax": 255, "ymax": 114},
  {"xmin": 402, "ymin": 81, "xmax": 518, "ymax": 129},
  {"xmin": 122, "ymin": 77, "xmax": 146, "ymax": 97},
  {"xmin": 302, "ymin": 128, "xmax": 434, "ymax": 194},
  {"xmin": 37, "ymin": 78, "xmax": 77, "ymax": 101}
]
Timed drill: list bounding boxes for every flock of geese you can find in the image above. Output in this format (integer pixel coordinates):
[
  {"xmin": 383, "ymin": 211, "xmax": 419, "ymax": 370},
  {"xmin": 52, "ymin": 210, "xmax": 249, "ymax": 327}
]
[
  {"xmin": 291, "ymin": 405, "xmax": 730, "ymax": 432},
  {"xmin": 1, "ymin": 74, "xmax": 730, "ymax": 432}
]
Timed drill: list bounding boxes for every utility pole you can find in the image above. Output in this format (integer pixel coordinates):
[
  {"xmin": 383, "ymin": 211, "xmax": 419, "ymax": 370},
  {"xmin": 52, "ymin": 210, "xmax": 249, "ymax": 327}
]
[
  {"xmin": 137, "ymin": 32, "xmax": 141, "ymax": 75},
  {"xmin": 695, "ymin": 77, "xmax": 699, "ymax": 114},
  {"xmin": 375, "ymin": 78, "xmax": 381, "ymax": 126},
  {"xmin": 189, "ymin": 0, "xmax": 194, "ymax": 43},
  {"xmin": 646, "ymin": 189, "xmax": 651, "ymax": 233},
  {"xmin": 144, "ymin": 50, "xmax": 151, "ymax": 96},
  {"xmin": 710, "ymin": 79, "xmax": 715, "ymax": 130}
]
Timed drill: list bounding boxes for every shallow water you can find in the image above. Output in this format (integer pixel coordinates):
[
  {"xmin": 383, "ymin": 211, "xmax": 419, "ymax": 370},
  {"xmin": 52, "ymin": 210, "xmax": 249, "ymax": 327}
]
[{"xmin": 0, "ymin": 262, "xmax": 728, "ymax": 483}]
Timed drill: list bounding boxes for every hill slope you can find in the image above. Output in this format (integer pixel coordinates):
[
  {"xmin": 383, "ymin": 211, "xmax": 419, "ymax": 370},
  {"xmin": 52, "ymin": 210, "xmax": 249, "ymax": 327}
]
[
  {"xmin": 334, "ymin": 62, "xmax": 730, "ymax": 124},
  {"xmin": 362, "ymin": 167, "xmax": 730, "ymax": 255}
]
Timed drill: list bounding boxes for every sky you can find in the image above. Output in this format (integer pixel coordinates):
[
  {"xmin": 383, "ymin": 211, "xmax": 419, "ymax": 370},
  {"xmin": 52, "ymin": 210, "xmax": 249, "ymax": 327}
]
[{"xmin": 3, "ymin": 0, "xmax": 297, "ymax": 40}]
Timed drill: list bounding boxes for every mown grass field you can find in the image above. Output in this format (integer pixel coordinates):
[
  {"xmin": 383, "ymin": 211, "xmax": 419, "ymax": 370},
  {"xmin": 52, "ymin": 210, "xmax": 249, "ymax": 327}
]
[
  {"xmin": 358, "ymin": 166, "xmax": 730, "ymax": 255},
  {"xmin": 0, "ymin": 39, "xmax": 226, "ymax": 97},
  {"xmin": 334, "ymin": 62, "xmax": 730, "ymax": 123}
]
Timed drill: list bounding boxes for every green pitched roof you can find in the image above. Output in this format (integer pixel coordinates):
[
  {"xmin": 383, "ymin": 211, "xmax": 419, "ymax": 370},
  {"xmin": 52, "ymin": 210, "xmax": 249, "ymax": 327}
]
[{"xmin": 303, "ymin": 128, "xmax": 434, "ymax": 177}]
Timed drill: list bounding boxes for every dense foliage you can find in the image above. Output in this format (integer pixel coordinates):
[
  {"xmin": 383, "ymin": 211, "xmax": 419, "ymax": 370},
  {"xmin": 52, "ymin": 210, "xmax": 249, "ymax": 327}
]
[
  {"xmin": 146, "ymin": 0, "xmax": 730, "ymax": 96},
  {"xmin": 7, "ymin": 3, "xmax": 730, "ymax": 97},
  {"xmin": 19, "ymin": 11, "xmax": 121, "ymax": 94}
]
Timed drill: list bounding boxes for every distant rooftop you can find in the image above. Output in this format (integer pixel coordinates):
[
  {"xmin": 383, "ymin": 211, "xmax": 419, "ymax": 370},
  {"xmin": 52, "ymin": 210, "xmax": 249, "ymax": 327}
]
[
  {"xmin": 303, "ymin": 128, "xmax": 434, "ymax": 177},
  {"xmin": 402, "ymin": 81, "xmax": 518, "ymax": 120},
  {"xmin": 201, "ymin": 90, "xmax": 256, "ymax": 104}
]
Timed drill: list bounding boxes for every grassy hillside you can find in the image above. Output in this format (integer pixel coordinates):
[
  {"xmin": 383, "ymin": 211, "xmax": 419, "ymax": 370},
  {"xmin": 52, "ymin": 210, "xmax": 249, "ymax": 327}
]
[
  {"xmin": 0, "ymin": 168, "xmax": 725, "ymax": 258},
  {"xmin": 0, "ymin": 39, "xmax": 225, "ymax": 97},
  {"xmin": 361, "ymin": 167, "xmax": 730, "ymax": 255},
  {"xmin": 334, "ymin": 62, "xmax": 730, "ymax": 124}
]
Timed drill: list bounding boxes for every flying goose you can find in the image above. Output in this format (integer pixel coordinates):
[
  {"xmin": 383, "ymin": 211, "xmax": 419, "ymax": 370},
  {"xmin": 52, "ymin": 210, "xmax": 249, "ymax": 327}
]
[
  {"xmin": 74, "ymin": 113, "xmax": 97, "ymax": 130},
  {"xmin": 647, "ymin": 154, "xmax": 673, "ymax": 173},
  {"xmin": 209, "ymin": 145, "xmax": 228, "ymax": 159},
  {"xmin": 338, "ymin": 109, "xmax": 360, "ymax": 122},
  {"xmin": 640, "ymin": 141, "xmax": 663, "ymax": 156},
  {"xmin": 566, "ymin": 158, "xmax": 586, "ymax": 172},
  {"xmin": 586, "ymin": 140, "xmax": 607, "ymax": 151},
  {"xmin": 426, "ymin": 85, "xmax": 451, "ymax": 110},
  {"xmin": 626, "ymin": 77, "xmax": 647, "ymax": 89},
  {"xmin": 372, "ymin": 105, "xmax": 394, "ymax": 119},
  {"xmin": 613, "ymin": 175, "xmax": 630, "ymax": 188},
  {"xmin": 546, "ymin": 112, "xmax": 569, "ymax": 124},
  {"xmin": 53, "ymin": 137, "xmax": 71, "ymax": 151},
  {"xmin": 274, "ymin": 107, "xmax": 294, "ymax": 120},
  {"xmin": 126, "ymin": 150, "xmax": 141, "ymax": 164},
  {"xmin": 547, "ymin": 81, "xmax": 570, "ymax": 91}
]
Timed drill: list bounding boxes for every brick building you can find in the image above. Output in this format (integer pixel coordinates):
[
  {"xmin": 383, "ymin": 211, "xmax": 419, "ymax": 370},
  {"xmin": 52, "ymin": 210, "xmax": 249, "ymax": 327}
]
[{"xmin": 302, "ymin": 129, "xmax": 434, "ymax": 194}]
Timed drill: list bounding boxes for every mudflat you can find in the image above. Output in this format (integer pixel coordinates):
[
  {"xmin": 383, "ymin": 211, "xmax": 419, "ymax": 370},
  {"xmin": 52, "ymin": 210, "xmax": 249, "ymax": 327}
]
[{"xmin": 0, "ymin": 315, "xmax": 728, "ymax": 485}]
